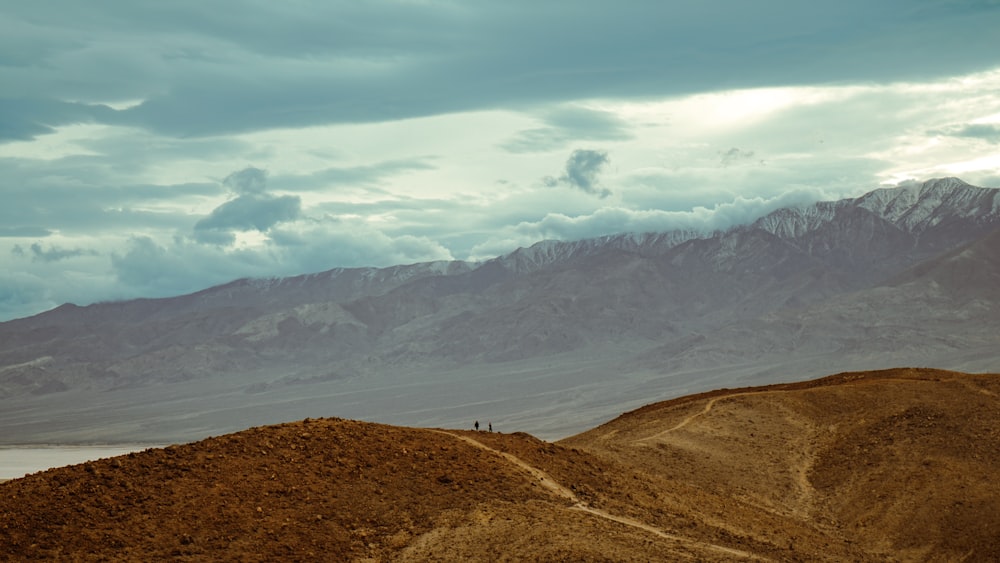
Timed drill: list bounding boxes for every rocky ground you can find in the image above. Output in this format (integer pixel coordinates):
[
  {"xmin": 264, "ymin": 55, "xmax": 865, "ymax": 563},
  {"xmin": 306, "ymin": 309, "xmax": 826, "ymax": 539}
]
[{"xmin": 2, "ymin": 367, "xmax": 998, "ymax": 561}]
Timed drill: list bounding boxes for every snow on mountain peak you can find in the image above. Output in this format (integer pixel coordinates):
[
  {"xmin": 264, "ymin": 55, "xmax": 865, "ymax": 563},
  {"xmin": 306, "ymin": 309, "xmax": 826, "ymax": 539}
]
[
  {"xmin": 755, "ymin": 177, "xmax": 997, "ymax": 239},
  {"xmin": 751, "ymin": 201, "xmax": 842, "ymax": 239},
  {"xmin": 855, "ymin": 177, "xmax": 977, "ymax": 228},
  {"xmin": 221, "ymin": 178, "xmax": 999, "ymax": 295},
  {"xmin": 855, "ymin": 184, "xmax": 921, "ymax": 219},
  {"xmin": 491, "ymin": 229, "xmax": 706, "ymax": 273}
]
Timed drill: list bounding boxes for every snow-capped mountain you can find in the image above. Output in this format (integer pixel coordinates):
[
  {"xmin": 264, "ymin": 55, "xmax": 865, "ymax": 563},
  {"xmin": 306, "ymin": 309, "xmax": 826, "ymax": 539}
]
[
  {"xmin": 490, "ymin": 229, "xmax": 706, "ymax": 274},
  {"xmin": 756, "ymin": 177, "xmax": 1000, "ymax": 239},
  {"xmin": 1, "ymin": 178, "xmax": 998, "ymax": 443}
]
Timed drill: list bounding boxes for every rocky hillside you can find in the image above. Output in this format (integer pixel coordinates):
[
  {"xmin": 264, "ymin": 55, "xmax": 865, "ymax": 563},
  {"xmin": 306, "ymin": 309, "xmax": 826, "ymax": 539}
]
[{"xmin": 2, "ymin": 368, "xmax": 998, "ymax": 561}]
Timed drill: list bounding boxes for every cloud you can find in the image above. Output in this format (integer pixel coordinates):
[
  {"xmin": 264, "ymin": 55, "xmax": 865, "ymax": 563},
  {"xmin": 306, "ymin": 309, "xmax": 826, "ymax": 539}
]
[
  {"xmin": 0, "ymin": 271, "xmax": 51, "ymax": 321},
  {"xmin": 69, "ymin": 131, "xmax": 255, "ymax": 178},
  {"xmin": 2, "ymin": 3, "xmax": 999, "ymax": 323},
  {"xmin": 0, "ymin": 99, "xmax": 112, "ymax": 142},
  {"xmin": 273, "ymin": 159, "xmax": 437, "ymax": 192},
  {"xmin": 267, "ymin": 220, "xmax": 454, "ymax": 268},
  {"xmin": 467, "ymin": 184, "xmax": 855, "ymax": 261},
  {"xmin": 111, "ymin": 236, "xmax": 270, "ymax": 296},
  {"xmin": 194, "ymin": 195, "xmax": 302, "ymax": 242},
  {"xmin": 12, "ymin": 243, "xmax": 100, "ymax": 263},
  {"xmin": 502, "ymin": 106, "xmax": 633, "ymax": 153},
  {"xmin": 6, "ymin": 2, "xmax": 1000, "ymax": 140},
  {"xmin": 223, "ymin": 167, "xmax": 269, "ymax": 195},
  {"xmin": 112, "ymin": 221, "xmax": 454, "ymax": 299},
  {"xmin": 0, "ymin": 153, "xmax": 221, "ymax": 236},
  {"xmin": 532, "ymin": 189, "xmax": 830, "ymax": 239},
  {"xmin": 193, "ymin": 167, "xmax": 302, "ymax": 244},
  {"xmin": 0, "ymin": 252, "xmax": 116, "ymax": 322},
  {"xmin": 718, "ymin": 147, "xmax": 759, "ymax": 167},
  {"xmin": 544, "ymin": 149, "xmax": 612, "ymax": 197},
  {"xmin": 0, "ymin": 226, "xmax": 52, "ymax": 238},
  {"xmin": 930, "ymin": 123, "xmax": 1000, "ymax": 143}
]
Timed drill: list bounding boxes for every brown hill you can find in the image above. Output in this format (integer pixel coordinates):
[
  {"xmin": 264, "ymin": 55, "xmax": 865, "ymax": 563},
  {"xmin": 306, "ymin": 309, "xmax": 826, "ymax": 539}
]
[{"xmin": 2, "ymin": 368, "xmax": 998, "ymax": 561}]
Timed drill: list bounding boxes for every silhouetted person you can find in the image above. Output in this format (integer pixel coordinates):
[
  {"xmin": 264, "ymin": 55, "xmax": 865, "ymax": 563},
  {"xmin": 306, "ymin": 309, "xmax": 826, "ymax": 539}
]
[
  {"xmin": 474, "ymin": 420, "xmax": 479, "ymax": 431},
  {"xmin": 488, "ymin": 422, "xmax": 492, "ymax": 432}
]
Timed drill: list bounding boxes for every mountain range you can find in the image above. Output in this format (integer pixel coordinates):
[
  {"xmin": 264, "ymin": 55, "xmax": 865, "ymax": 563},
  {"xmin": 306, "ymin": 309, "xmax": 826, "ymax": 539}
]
[{"xmin": 1, "ymin": 177, "xmax": 998, "ymax": 444}]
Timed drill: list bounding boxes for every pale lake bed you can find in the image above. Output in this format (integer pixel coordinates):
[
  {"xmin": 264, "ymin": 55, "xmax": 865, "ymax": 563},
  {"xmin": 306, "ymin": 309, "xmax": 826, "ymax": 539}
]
[{"xmin": 0, "ymin": 445, "xmax": 164, "ymax": 480}]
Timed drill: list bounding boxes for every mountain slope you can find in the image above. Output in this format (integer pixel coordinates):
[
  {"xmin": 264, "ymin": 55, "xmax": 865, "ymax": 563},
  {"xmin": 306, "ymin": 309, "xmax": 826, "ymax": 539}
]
[
  {"xmin": 631, "ymin": 224, "xmax": 1000, "ymax": 377},
  {"xmin": 2, "ymin": 368, "xmax": 998, "ymax": 561},
  {"xmin": 562, "ymin": 367, "xmax": 1000, "ymax": 561},
  {"xmin": 0, "ymin": 178, "xmax": 998, "ymax": 443}
]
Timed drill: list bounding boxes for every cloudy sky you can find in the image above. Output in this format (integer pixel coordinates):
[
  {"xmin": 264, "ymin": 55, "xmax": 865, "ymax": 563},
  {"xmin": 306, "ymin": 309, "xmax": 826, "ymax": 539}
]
[{"xmin": 2, "ymin": 1, "xmax": 1000, "ymax": 321}]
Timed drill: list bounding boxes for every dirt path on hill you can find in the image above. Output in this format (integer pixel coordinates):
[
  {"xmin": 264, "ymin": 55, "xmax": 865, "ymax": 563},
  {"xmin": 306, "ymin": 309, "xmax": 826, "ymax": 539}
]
[
  {"xmin": 436, "ymin": 430, "xmax": 771, "ymax": 561},
  {"xmin": 441, "ymin": 432, "xmax": 580, "ymax": 502},
  {"xmin": 635, "ymin": 375, "xmax": 959, "ymax": 445},
  {"xmin": 635, "ymin": 390, "xmax": 768, "ymax": 442},
  {"xmin": 629, "ymin": 376, "xmax": 980, "ymax": 521},
  {"xmin": 633, "ymin": 390, "xmax": 821, "ymax": 518}
]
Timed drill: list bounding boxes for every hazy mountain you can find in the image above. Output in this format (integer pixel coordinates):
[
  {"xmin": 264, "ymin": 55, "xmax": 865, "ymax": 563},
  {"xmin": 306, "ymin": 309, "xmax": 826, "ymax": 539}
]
[{"xmin": 1, "ymin": 177, "xmax": 998, "ymax": 443}]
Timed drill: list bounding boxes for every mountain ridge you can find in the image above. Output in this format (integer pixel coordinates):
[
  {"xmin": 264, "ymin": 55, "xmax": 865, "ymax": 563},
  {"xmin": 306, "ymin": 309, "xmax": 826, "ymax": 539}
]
[
  {"xmin": 1, "ymin": 177, "xmax": 998, "ymax": 443},
  {"xmin": 7, "ymin": 177, "xmax": 996, "ymax": 326}
]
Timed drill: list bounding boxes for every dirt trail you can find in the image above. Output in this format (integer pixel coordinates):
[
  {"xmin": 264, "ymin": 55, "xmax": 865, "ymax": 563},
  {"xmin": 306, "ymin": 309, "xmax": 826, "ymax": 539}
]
[
  {"xmin": 634, "ymin": 390, "xmax": 821, "ymax": 519},
  {"xmin": 631, "ymin": 376, "xmax": 978, "ymax": 520},
  {"xmin": 636, "ymin": 375, "xmax": 958, "ymax": 444},
  {"xmin": 437, "ymin": 430, "xmax": 771, "ymax": 561},
  {"xmin": 953, "ymin": 376, "xmax": 999, "ymax": 398},
  {"xmin": 635, "ymin": 391, "xmax": 765, "ymax": 444},
  {"xmin": 442, "ymin": 432, "xmax": 579, "ymax": 502}
]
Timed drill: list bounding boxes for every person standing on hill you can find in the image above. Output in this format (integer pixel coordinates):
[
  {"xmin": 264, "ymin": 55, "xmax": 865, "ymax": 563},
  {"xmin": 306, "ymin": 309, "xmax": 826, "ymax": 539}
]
[
  {"xmin": 488, "ymin": 422, "xmax": 492, "ymax": 432},
  {"xmin": 474, "ymin": 420, "xmax": 479, "ymax": 431}
]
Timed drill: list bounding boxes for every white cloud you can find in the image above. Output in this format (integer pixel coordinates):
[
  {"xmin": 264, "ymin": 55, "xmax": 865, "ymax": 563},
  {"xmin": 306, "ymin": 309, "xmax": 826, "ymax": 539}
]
[
  {"xmin": 109, "ymin": 218, "xmax": 455, "ymax": 300},
  {"xmin": 467, "ymin": 185, "xmax": 845, "ymax": 261}
]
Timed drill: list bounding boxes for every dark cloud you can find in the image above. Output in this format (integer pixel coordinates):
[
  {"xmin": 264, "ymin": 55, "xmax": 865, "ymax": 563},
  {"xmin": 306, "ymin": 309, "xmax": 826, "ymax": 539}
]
[
  {"xmin": 5, "ymin": 2, "xmax": 1000, "ymax": 139},
  {"xmin": 547, "ymin": 149, "xmax": 611, "ymax": 198},
  {"xmin": 77, "ymin": 134, "xmax": 254, "ymax": 172},
  {"xmin": 0, "ymin": 159, "xmax": 216, "ymax": 236},
  {"xmin": 13, "ymin": 243, "xmax": 100, "ymax": 263},
  {"xmin": 194, "ymin": 195, "xmax": 301, "ymax": 236},
  {"xmin": 2, "ymin": 1, "xmax": 999, "ymax": 322},
  {"xmin": 503, "ymin": 106, "xmax": 633, "ymax": 153},
  {"xmin": 0, "ymin": 99, "xmax": 113, "ymax": 142},
  {"xmin": 0, "ymin": 153, "xmax": 223, "ymax": 236},
  {"xmin": 565, "ymin": 149, "xmax": 608, "ymax": 191},
  {"xmin": 273, "ymin": 159, "xmax": 437, "ymax": 191},
  {"xmin": 223, "ymin": 167, "xmax": 269, "ymax": 195},
  {"xmin": 719, "ymin": 147, "xmax": 759, "ymax": 167},
  {"xmin": 930, "ymin": 123, "xmax": 1000, "ymax": 143},
  {"xmin": 194, "ymin": 167, "xmax": 302, "ymax": 244},
  {"xmin": 0, "ymin": 226, "xmax": 52, "ymax": 238}
]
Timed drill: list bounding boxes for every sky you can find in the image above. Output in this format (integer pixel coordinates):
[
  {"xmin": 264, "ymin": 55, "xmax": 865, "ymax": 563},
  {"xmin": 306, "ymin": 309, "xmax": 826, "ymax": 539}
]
[{"xmin": 2, "ymin": 1, "xmax": 1000, "ymax": 321}]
